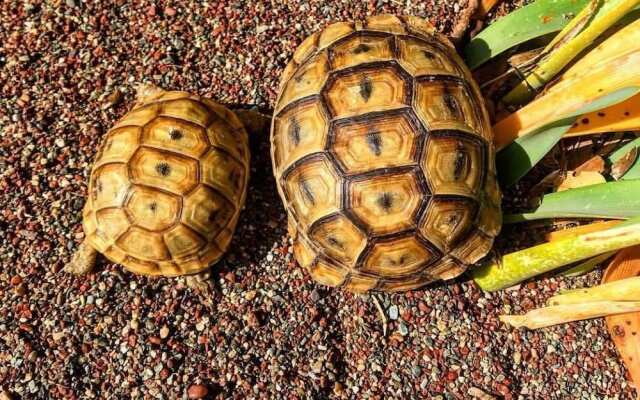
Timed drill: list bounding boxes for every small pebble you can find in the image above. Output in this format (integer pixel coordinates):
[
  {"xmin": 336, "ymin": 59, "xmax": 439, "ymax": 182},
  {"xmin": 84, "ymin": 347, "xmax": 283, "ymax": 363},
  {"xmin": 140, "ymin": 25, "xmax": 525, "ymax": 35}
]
[
  {"xmin": 388, "ymin": 305, "xmax": 399, "ymax": 320},
  {"xmin": 187, "ymin": 384, "xmax": 208, "ymax": 399}
]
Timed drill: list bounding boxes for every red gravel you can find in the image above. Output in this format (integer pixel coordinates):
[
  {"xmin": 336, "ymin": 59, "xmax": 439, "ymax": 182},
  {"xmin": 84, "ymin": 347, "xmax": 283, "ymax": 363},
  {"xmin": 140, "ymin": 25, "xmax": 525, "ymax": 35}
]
[{"xmin": 0, "ymin": 1, "xmax": 635, "ymax": 399}]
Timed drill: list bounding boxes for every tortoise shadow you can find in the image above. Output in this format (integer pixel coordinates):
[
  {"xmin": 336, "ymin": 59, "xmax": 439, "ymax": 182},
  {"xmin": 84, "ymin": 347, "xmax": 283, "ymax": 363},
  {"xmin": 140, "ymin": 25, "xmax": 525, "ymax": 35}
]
[{"xmin": 215, "ymin": 106, "xmax": 287, "ymax": 275}]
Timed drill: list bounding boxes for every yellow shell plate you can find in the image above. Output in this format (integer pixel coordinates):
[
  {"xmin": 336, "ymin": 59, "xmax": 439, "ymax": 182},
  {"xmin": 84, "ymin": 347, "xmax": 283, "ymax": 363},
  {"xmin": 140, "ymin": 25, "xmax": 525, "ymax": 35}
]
[
  {"xmin": 271, "ymin": 15, "xmax": 501, "ymax": 292},
  {"xmin": 84, "ymin": 90, "xmax": 250, "ymax": 276}
]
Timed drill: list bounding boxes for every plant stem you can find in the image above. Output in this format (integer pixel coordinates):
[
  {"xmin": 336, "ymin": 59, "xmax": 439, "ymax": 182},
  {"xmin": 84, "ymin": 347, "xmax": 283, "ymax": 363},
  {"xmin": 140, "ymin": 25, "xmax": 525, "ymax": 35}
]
[{"xmin": 472, "ymin": 218, "xmax": 640, "ymax": 291}]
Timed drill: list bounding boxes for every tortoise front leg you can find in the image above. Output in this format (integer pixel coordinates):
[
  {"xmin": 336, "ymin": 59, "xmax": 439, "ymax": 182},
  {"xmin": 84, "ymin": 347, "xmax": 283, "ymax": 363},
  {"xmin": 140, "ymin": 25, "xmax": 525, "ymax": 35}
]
[{"xmin": 65, "ymin": 239, "xmax": 98, "ymax": 274}]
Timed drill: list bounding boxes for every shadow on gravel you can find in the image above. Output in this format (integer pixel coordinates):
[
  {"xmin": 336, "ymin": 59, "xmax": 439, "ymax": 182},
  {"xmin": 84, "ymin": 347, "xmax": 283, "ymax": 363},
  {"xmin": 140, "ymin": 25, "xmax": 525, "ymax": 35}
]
[{"xmin": 216, "ymin": 106, "xmax": 286, "ymax": 275}]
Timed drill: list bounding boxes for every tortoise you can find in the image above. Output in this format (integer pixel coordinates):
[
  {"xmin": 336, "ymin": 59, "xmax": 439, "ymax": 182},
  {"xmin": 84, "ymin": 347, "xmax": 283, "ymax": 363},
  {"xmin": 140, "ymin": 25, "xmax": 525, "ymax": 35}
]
[
  {"xmin": 66, "ymin": 85, "xmax": 250, "ymax": 290},
  {"xmin": 270, "ymin": 14, "xmax": 501, "ymax": 293}
]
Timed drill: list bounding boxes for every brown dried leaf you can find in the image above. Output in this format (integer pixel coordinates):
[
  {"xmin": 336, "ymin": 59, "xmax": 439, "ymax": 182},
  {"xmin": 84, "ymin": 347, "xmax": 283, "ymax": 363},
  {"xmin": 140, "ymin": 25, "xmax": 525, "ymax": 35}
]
[
  {"xmin": 575, "ymin": 155, "xmax": 606, "ymax": 174},
  {"xmin": 508, "ymin": 47, "xmax": 544, "ymax": 72},
  {"xmin": 528, "ymin": 169, "xmax": 564, "ymax": 199},
  {"xmin": 610, "ymin": 146, "xmax": 638, "ymax": 180},
  {"xmin": 565, "ymin": 134, "xmax": 625, "ymax": 170},
  {"xmin": 557, "ymin": 171, "xmax": 606, "ymax": 192},
  {"xmin": 603, "ymin": 246, "xmax": 640, "ymax": 393}
]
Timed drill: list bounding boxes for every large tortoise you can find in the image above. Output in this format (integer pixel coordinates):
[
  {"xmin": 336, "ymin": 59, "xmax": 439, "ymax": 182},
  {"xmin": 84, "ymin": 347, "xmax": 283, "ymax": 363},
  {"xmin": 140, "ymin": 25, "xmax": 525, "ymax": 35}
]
[
  {"xmin": 271, "ymin": 15, "xmax": 501, "ymax": 292},
  {"xmin": 66, "ymin": 85, "xmax": 250, "ymax": 289}
]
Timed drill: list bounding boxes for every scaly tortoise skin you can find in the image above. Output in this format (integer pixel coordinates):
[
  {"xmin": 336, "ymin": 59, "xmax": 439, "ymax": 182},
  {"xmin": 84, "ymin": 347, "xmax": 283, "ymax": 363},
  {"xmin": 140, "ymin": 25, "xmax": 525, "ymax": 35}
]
[
  {"xmin": 271, "ymin": 15, "xmax": 501, "ymax": 292},
  {"xmin": 70, "ymin": 86, "xmax": 250, "ymax": 277}
]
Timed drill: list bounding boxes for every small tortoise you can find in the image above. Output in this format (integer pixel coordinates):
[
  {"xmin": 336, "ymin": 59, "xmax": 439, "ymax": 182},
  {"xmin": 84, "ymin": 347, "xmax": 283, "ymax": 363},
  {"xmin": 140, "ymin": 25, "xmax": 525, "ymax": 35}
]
[
  {"xmin": 67, "ymin": 85, "xmax": 250, "ymax": 289},
  {"xmin": 271, "ymin": 15, "xmax": 501, "ymax": 292}
]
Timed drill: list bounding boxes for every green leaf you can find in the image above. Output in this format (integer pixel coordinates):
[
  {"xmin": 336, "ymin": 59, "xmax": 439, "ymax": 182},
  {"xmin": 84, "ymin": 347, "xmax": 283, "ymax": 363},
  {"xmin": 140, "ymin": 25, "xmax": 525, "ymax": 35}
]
[
  {"xmin": 497, "ymin": 86, "xmax": 640, "ymax": 187},
  {"xmin": 608, "ymin": 137, "xmax": 640, "ymax": 180},
  {"xmin": 464, "ymin": 0, "xmax": 591, "ymax": 70},
  {"xmin": 504, "ymin": 179, "xmax": 640, "ymax": 223},
  {"xmin": 497, "ymin": 118, "xmax": 573, "ymax": 187}
]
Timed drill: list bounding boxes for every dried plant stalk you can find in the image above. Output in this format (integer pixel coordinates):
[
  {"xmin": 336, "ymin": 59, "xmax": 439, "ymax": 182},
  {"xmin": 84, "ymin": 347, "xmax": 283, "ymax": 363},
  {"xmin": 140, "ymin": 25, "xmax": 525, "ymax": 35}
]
[
  {"xmin": 500, "ymin": 301, "xmax": 640, "ymax": 329},
  {"xmin": 548, "ymin": 276, "xmax": 640, "ymax": 305}
]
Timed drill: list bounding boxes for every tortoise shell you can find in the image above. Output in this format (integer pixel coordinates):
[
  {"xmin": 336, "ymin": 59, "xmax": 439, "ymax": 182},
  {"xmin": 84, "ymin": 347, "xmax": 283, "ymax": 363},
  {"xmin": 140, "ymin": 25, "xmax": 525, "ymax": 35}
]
[
  {"xmin": 270, "ymin": 15, "xmax": 501, "ymax": 292},
  {"xmin": 82, "ymin": 88, "xmax": 250, "ymax": 276}
]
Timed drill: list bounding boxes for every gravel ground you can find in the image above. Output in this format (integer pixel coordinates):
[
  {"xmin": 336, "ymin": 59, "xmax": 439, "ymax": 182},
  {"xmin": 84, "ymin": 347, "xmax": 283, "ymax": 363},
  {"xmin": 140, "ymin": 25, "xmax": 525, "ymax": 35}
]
[{"xmin": 0, "ymin": 0, "xmax": 635, "ymax": 399}]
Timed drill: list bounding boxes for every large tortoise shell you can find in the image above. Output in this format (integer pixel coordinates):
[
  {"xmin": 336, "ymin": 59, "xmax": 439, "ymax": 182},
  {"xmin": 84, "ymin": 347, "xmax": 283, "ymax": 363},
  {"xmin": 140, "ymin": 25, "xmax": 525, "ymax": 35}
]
[
  {"xmin": 83, "ymin": 89, "xmax": 250, "ymax": 276},
  {"xmin": 271, "ymin": 15, "xmax": 501, "ymax": 292}
]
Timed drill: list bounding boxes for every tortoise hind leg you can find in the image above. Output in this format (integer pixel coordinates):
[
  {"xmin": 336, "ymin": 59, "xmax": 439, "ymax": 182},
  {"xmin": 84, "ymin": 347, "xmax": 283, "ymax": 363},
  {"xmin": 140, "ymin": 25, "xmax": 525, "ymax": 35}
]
[
  {"xmin": 181, "ymin": 270, "xmax": 214, "ymax": 293},
  {"xmin": 65, "ymin": 239, "xmax": 98, "ymax": 275}
]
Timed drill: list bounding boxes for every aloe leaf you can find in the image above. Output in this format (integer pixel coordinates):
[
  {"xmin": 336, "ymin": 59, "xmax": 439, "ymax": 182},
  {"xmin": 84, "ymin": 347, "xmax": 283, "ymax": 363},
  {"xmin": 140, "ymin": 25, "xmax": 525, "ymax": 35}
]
[
  {"xmin": 504, "ymin": 179, "xmax": 640, "ymax": 223},
  {"xmin": 558, "ymin": 251, "xmax": 614, "ymax": 277},
  {"xmin": 497, "ymin": 118, "xmax": 573, "ymax": 187},
  {"xmin": 504, "ymin": 0, "xmax": 640, "ymax": 105},
  {"xmin": 464, "ymin": 0, "xmax": 591, "ymax": 69},
  {"xmin": 565, "ymin": 93, "xmax": 640, "ymax": 137},
  {"xmin": 473, "ymin": 215, "xmax": 640, "ymax": 291},
  {"xmin": 608, "ymin": 137, "xmax": 640, "ymax": 180},
  {"xmin": 497, "ymin": 87, "xmax": 640, "ymax": 187}
]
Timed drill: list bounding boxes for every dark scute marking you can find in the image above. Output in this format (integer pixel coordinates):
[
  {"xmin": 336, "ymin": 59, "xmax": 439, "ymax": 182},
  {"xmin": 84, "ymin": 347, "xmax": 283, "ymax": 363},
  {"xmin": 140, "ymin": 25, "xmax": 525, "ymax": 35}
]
[
  {"xmin": 625, "ymin": 111, "xmax": 631, "ymax": 116},
  {"xmin": 597, "ymin": 112, "xmax": 606, "ymax": 117},
  {"xmin": 353, "ymin": 43, "xmax": 371, "ymax": 54},
  {"xmin": 299, "ymin": 177, "xmax": 316, "ymax": 205},
  {"xmin": 148, "ymin": 202, "xmax": 157, "ymax": 213},
  {"xmin": 288, "ymin": 118, "xmax": 301, "ymax": 146},
  {"xmin": 169, "ymin": 128, "xmax": 183, "ymax": 140},
  {"xmin": 422, "ymin": 50, "xmax": 437, "ymax": 60},
  {"xmin": 365, "ymin": 130, "xmax": 383, "ymax": 156},
  {"xmin": 377, "ymin": 192, "xmax": 394, "ymax": 212},
  {"xmin": 155, "ymin": 162, "xmax": 171, "ymax": 177},
  {"xmin": 392, "ymin": 254, "xmax": 407, "ymax": 266},
  {"xmin": 208, "ymin": 209, "xmax": 219, "ymax": 222},
  {"xmin": 447, "ymin": 212, "xmax": 460, "ymax": 227},
  {"xmin": 327, "ymin": 236, "xmax": 344, "ymax": 250},
  {"xmin": 359, "ymin": 76, "xmax": 373, "ymax": 102},
  {"xmin": 581, "ymin": 118, "xmax": 590, "ymax": 125},
  {"xmin": 453, "ymin": 144, "xmax": 467, "ymax": 180},
  {"xmin": 443, "ymin": 92, "xmax": 461, "ymax": 117}
]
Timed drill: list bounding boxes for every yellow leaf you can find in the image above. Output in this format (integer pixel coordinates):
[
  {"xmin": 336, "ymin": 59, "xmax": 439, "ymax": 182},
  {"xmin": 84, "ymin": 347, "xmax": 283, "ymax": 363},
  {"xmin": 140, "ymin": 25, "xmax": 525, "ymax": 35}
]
[
  {"xmin": 494, "ymin": 18, "xmax": 640, "ymax": 150},
  {"xmin": 566, "ymin": 92, "xmax": 640, "ymax": 136}
]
